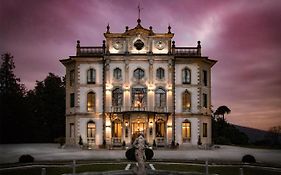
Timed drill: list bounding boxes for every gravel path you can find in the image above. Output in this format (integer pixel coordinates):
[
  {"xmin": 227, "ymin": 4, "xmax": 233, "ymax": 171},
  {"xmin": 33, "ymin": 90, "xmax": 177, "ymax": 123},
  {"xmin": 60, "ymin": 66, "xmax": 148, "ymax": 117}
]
[{"xmin": 0, "ymin": 144, "xmax": 280, "ymax": 165}]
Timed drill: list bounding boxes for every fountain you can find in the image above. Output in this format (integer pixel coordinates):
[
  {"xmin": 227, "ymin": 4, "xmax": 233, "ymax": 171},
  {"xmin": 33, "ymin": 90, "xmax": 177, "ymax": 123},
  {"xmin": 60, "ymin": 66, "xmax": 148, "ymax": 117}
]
[{"xmin": 132, "ymin": 134, "xmax": 147, "ymax": 175}]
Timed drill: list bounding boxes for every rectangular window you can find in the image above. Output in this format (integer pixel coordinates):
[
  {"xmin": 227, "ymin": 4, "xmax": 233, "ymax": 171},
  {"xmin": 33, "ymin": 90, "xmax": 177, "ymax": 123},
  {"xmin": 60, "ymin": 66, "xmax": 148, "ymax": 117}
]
[
  {"xmin": 203, "ymin": 123, "xmax": 207, "ymax": 137},
  {"xmin": 70, "ymin": 123, "xmax": 74, "ymax": 138},
  {"xmin": 70, "ymin": 70, "xmax": 75, "ymax": 86},
  {"xmin": 203, "ymin": 93, "xmax": 207, "ymax": 108},
  {"xmin": 70, "ymin": 93, "xmax": 75, "ymax": 108},
  {"xmin": 203, "ymin": 70, "xmax": 207, "ymax": 86}
]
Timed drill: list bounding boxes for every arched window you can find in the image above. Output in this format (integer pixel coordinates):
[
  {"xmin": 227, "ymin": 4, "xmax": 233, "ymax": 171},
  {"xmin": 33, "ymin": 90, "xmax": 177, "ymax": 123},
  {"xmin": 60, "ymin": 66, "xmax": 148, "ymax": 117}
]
[
  {"xmin": 156, "ymin": 68, "xmax": 165, "ymax": 80},
  {"xmin": 182, "ymin": 67, "xmax": 191, "ymax": 84},
  {"xmin": 156, "ymin": 119, "xmax": 165, "ymax": 137},
  {"xmin": 87, "ymin": 92, "xmax": 95, "ymax": 112},
  {"xmin": 112, "ymin": 87, "xmax": 123, "ymax": 111},
  {"xmin": 133, "ymin": 68, "xmax": 145, "ymax": 80},
  {"xmin": 155, "ymin": 87, "xmax": 166, "ymax": 110},
  {"xmin": 87, "ymin": 68, "xmax": 96, "ymax": 84},
  {"xmin": 182, "ymin": 90, "xmax": 191, "ymax": 112},
  {"xmin": 131, "ymin": 86, "xmax": 147, "ymax": 110},
  {"xmin": 87, "ymin": 121, "xmax": 96, "ymax": 145},
  {"xmin": 182, "ymin": 120, "xmax": 191, "ymax": 142},
  {"xmin": 113, "ymin": 68, "xmax": 122, "ymax": 80}
]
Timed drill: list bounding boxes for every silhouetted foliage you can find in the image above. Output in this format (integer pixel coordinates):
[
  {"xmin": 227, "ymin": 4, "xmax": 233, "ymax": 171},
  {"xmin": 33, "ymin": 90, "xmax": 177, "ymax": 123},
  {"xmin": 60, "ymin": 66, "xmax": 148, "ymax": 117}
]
[
  {"xmin": 242, "ymin": 154, "xmax": 256, "ymax": 163},
  {"xmin": 26, "ymin": 73, "xmax": 65, "ymax": 142},
  {"xmin": 125, "ymin": 147, "xmax": 154, "ymax": 161},
  {"xmin": 212, "ymin": 106, "xmax": 249, "ymax": 145},
  {"xmin": 19, "ymin": 154, "xmax": 34, "ymax": 163},
  {"xmin": 0, "ymin": 53, "xmax": 27, "ymax": 143}
]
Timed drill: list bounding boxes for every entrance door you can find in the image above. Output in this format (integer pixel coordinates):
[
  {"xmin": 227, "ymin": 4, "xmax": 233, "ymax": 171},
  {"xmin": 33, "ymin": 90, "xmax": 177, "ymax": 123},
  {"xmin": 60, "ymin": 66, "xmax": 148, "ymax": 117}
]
[{"xmin": 131, "ymin": 120, "xmax": 146, "ymax": 142}]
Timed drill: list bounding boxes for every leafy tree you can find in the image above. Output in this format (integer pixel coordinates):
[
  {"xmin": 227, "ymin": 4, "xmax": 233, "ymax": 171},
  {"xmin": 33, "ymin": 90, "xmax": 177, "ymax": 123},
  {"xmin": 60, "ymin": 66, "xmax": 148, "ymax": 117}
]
[
  {"xmin": 26, "ymin": 73, "xmax": 65, "ymax": 142},
  {"xmin": 214, "ymin": 105, "xmax": 231, "ymax": 121},
  {"xmin": 212, "ymin": 105, "xmax": 248, "ymax": 145},
  {"xmin": 0, "ymin": 53, "xmax": 27, "ymax": 143}
]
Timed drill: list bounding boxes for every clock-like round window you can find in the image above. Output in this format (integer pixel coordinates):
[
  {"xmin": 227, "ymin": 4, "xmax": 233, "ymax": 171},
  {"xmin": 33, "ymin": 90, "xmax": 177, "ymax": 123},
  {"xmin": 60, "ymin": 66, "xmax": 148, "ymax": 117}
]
[
  {"xmin": 134, "ymin": 39, "xmax": 144, "ymax": 50},
  {"xmin": 133, "ymin": 68, "xmax": 145, "ymax": 79},
  {"xmin": 156, "ymin": 40, "xmax": 165, "ymax": 50},
  {"xmin": 113, "ymin": 41, "xmax": 123, "ymax": 50}
]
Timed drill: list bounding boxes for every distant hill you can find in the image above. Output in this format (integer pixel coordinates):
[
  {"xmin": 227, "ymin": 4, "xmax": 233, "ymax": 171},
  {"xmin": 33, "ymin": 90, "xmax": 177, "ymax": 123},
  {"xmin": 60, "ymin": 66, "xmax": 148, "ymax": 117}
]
[{"xmin": 233, "ymin": 125, "xmax": 268, "ymax": 143}]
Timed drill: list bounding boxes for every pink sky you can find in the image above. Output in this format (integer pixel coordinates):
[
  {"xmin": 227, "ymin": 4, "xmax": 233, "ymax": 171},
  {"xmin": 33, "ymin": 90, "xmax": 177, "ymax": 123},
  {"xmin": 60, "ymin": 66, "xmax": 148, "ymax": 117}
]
[{"xmin": 1, "ymin": 0, "xmax": 281, "ymax": 131}]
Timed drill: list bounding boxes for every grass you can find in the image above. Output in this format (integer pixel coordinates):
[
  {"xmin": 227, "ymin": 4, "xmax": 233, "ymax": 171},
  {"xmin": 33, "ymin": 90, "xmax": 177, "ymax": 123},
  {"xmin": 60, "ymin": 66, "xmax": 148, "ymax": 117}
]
[
  {"xmin": 154, "ymin": 163, "xmax": 281, "ymax": 175},
  {"xmin": 0, "ymin": 163, "xmax": 127, "ymax": 175},
  {"xmin": 1, "ymin": 162, "xmax": 281, "ymax": 175}
]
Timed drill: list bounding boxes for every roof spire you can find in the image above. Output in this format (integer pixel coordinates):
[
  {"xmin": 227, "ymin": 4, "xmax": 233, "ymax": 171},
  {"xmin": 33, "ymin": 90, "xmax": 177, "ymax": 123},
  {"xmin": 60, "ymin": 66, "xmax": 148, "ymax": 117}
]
[{"xmin": 137, "ymin": 3, "xmax": 143, "ymax": 24}]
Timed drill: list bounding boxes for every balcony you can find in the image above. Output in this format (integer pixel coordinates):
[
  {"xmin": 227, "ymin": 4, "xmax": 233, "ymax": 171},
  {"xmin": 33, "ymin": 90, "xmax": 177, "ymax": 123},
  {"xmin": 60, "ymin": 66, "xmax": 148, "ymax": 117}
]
[
  {"xmin": 106, "ymin": 106, "xmax": 171, "ymax": 113},
  {"xmin": 174, "ymin": 47, "xmax": 201, "ymax": 56},
  {"xmin": 77, "ymin": 47, "xmax": 104, "ymax": 56}
]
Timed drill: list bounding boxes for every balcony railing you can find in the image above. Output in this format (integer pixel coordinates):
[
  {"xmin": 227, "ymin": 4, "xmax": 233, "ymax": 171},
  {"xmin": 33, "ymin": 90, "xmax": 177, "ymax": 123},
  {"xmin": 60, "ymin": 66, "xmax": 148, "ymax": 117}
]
[
  {"xmin": 106, "ymin": 106, "xmax": 171, "ymax": 113},
  {"xmin": 174, "ymin": 47, "xmax": 201, "ymax": 56},
  {"xmin": 77, "ymin": 46, "xmax": 104, "ymax": 56}
]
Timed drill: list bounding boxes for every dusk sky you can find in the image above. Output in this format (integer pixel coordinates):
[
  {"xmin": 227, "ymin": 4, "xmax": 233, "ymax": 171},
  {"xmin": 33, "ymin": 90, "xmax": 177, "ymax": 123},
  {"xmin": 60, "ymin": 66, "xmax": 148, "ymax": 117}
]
[{"xmin": 1, "ymin": 0, "xmax": 280, "ymax": 131}]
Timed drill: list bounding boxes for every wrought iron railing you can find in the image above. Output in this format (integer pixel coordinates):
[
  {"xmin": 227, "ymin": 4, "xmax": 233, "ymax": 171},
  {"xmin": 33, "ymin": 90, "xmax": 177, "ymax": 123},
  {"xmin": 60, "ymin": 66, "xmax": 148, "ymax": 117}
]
[
  {"xmin": 174, "ymin": 47, "xmax": 201, "ymax": 56},
  {"xmin": 106, "ymin": 106, "xmax": 172, "ymax": 113},
  {"xmin": 77, "ymin": 47, "xmax": 104, "ymax": 56}
]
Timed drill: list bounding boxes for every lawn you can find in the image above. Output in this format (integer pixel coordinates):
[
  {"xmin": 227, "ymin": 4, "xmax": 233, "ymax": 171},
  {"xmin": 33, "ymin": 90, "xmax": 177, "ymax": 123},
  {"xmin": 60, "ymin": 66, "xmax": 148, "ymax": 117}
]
[
  {"xmin": 1, "ymin": 162, "xmax": 281, "ymax": 175},
  {"xmin": 154, "ymin": 163, "xmax": 281, "ymax": 175}
]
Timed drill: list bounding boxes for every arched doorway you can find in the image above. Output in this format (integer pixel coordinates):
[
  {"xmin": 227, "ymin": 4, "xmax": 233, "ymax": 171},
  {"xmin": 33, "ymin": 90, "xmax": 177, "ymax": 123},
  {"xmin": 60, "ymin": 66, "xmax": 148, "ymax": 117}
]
[
  {"xmin": 87, "ymin": 120, "xmax": 96, "ymax": 146},
  {"xmin": 182, "ymin": 119, "xmax": 191, "ymax": 143}
]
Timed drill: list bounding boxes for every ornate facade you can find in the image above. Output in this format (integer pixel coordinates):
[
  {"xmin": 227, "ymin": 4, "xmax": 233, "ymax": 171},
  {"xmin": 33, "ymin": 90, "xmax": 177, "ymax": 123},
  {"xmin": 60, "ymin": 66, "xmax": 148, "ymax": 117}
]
[{"xmin": 60, "ymin": 18, "xmax": 216, "ymax": 148}]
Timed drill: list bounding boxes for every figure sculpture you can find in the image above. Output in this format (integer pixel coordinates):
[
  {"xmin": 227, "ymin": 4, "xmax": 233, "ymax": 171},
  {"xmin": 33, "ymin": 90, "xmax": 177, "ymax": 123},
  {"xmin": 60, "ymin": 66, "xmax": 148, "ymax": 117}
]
[{"xmin": 133, "ymin": 134, "xmax": 146, "ymax": 175}]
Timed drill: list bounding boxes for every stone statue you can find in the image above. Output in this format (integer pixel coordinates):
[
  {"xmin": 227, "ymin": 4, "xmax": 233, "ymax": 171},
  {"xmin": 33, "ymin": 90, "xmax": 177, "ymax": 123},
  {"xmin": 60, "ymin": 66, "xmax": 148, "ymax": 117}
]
[{"xmin": 133, "ymin": 134, "xmax": 146, "ymax": 175}]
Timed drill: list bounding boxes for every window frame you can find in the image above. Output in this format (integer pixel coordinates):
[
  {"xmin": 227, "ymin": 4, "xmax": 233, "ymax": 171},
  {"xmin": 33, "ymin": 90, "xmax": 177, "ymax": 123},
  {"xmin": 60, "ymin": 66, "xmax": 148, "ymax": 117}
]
[
  {"xmin": 112, "ymin": 87, "xmax": 123, "ymax": 108},
  {"xmin": 87, "ymin": 68, "xmax": 96, "ymax": 84},
  {"xmin": 203, "ymin": 123, "xmax": 208, "ymax": 137},
  {"xmin": 203, "ymin": 70, "xmax": 208, "ymax": 86},
  {"xmin": 70, "ymin": 93, "xmax": 75, "ymax": 108},
  {"xmin": 70, "ymin": 70, "xmax": 75, "ymax": 86},
  {"xmin": 182, "ymin": 90, "xmax": 191, "ymax": 112},
  {"xmin": 182, "ymin": 67, "xmax": 191, "ymax": 84},
  {"xmin": 133, "ymin": 68, "xmax": 145, "ymax": 80},
  {"xmin": 87, "ymin": 91, "xmax": 95, "ymax": 112},
  {"xmin": 182, "ymin": 120, "xmax": 191, "ymax": 142},
  {"xmin": 113, "ymin": 68, "xmax": 122, "ymax": 80},
  {"xmin": 155, "ymin": 87, "xmax": 166, "ymax": 108},
  {"xmin": 203, "ymin": 93, "xmax": 207, "ymax": 108},
  {"xmin": 156, "ymin": 67, "xmax": 165, "ymax": 80}
]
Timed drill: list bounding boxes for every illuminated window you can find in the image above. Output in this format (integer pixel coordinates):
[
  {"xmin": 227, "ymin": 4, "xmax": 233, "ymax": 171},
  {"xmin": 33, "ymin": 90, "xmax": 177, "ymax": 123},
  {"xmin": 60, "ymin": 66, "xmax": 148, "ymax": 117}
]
[
  {"xmin": 203, "ymin": 123, "xmax": 207, "ymax": 137},
  {"xmin": 182, "ymin": 120, "xmax": 191, "ymax": 142},
  {"xmin": 87, "ymin": 121, "xmax": 96, "ymax": 145},
  {"xmin": 133, "ymin": 68, "xmax": 145, "ymax": 80},
  {"xmin": 182, "ymin": 68, "xmax": 191, "ymax": 84},
  {"xmin": 87, "ymin": 68, "xmax": 96, "ymax": 84},
  {"xmin": 87, "ymin": 92, "xmax": 95, "ymax": 112},
  {"xmin": 70, "ymin": 93, "xmax": 75, "ymax": 108},
  {"xmin": 132, "ymin": 86, "xmax": 147, "ymax": 109},
  {"xmin": 87, "ymin": 121, "xmax": 96, "ymax": 138},
  {"xmin": 156, "ymin": 68, "xmax": 165, "ymax": 80},
  {"xmin": 182, "ymin": 90, "xmax": 191, "ymax": 112},
  {"xmin": 156, "ymin": 119, "xmax": 165, "ymax": 137},
  {"xmin": 113, "ymin": 68, "xmax": 122, "ymax": 80},
  {"xmin": 112, "ymin": 119, "xmax": 122, "ymax": 138},
  {"xmin": 112, "ymin": 87, "xmax": 123, "ymax": 111},
  {"xmin": 70, "ymin": 70, "xmax": 75, "ymax": 86},
  {"xmin": 155, "ymin": 87, "xmax": 166, "ymax": 109}
]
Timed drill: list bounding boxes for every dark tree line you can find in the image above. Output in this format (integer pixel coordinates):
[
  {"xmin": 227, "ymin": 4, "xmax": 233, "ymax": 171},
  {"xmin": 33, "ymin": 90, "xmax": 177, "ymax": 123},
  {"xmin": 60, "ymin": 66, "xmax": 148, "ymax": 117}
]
[
  {"xmin": 0, "ymin": 53, "xmax": 65, "ymax": 143},
  {"xmin": 212, "ymin": 105, "xmax": 249, "ymax": 145}
]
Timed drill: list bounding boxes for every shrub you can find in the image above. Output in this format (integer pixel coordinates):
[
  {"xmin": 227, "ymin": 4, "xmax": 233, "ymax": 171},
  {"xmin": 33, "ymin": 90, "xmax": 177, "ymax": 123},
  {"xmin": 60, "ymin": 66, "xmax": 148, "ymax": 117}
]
[
  {"xmin": 153, "ymin": 140, "xmax": 157, "ymax": 147},
  {"xmin": 79, "ymin": 136, "xmax": 83, "ymax": 146},
  {"xmin": 122, "ymin": 141, "xmax": 126, "ymax": 147},
  {"xmin": 215, "ymin": 136, "xmax": 231, "ymax": 145},
  {"xmin": 19, "ymin": 154, "xmax": 34, "ymax": 163},
  {"xmin": 242, "ymin": 154, "xmax": 256, "ymax": 163},
  {"xmin": 145, "ymin": 148, "xmax": 154, "ymax": 160}
]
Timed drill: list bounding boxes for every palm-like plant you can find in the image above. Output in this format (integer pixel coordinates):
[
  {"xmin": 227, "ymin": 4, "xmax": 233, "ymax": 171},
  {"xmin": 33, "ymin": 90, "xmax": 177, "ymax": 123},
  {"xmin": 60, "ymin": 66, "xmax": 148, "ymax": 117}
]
[{"xmin": 214, "ymin": 105, "xmax": 231, "ymax": 121}]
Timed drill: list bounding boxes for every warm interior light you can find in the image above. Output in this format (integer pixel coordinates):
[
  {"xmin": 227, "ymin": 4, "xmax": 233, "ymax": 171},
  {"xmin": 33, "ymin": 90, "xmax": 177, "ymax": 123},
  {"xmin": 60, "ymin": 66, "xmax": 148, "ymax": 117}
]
[{"xmin": 125, "ymin": 122, "xmax": 128, "ymax": 127}]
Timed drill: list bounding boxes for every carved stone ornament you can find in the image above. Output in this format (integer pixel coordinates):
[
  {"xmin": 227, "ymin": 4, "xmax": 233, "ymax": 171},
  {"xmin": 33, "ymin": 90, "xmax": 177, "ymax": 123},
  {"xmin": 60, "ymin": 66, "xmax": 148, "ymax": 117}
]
[{"xmin": 134, "ymin": 39, "xmax": 144, "ymax": 50}]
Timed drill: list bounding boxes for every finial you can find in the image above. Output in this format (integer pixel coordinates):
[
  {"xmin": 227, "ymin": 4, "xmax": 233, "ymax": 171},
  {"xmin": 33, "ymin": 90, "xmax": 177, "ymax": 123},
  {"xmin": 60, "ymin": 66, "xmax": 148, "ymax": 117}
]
[
  {"xmin": 76, "ymin": 40, "xmax": 80, "ymax": 47},
  {"xmin": 125, "ymin": 26, "xmax": 129, "ymax": 32},
  {"xmin": 137, "ymin": 3, "xmax": 143, "ymax": 24},
  {"xmin": 106, "ymin": 23, "xmax": 110, "ymax": 33},
  {"xmin": 149, "ymin": 26, "xmax": 152, "ymax": 31},
  {"xmin": 168, "ymin": 25, "xmax": 171, "ymax": 34},
  {"xmin": 197, "ymin": 41, "xmax": 201, "ymax": 48}
]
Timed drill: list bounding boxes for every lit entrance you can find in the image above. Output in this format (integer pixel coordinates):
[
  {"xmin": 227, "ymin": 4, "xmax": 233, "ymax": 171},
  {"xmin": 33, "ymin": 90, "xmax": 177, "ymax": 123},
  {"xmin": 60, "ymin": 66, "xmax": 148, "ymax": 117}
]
[{"xmin": 131, "ymin": 117, "xmax": 147, "ymax": 142}]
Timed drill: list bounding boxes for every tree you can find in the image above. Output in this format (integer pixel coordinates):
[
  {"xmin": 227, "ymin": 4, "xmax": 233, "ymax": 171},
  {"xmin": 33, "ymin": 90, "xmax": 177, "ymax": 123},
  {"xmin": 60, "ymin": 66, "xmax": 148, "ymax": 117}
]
[
  {"xmin": 26, "ymin": 73, "xmax": 65, "ymax": 142},
  {"xmin": 0, "ymin": 53, "xmax": 26, "ymax": 143},
  {"xmin": 214, "ymin": 105, "xmax": 231, "ymax": 121},
  {"xmin": 268, "ymin": 126, "xmax": 281, "ymax": 145}
]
